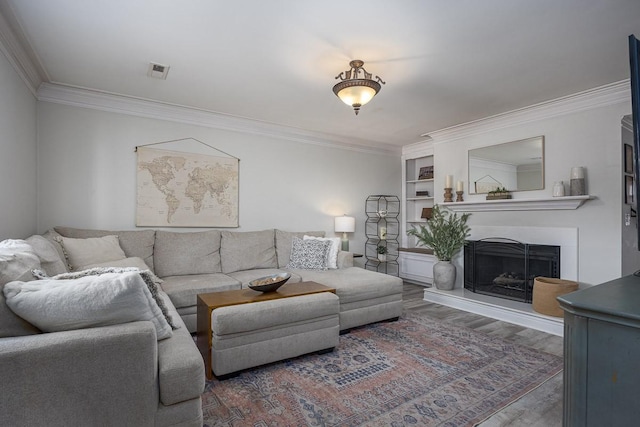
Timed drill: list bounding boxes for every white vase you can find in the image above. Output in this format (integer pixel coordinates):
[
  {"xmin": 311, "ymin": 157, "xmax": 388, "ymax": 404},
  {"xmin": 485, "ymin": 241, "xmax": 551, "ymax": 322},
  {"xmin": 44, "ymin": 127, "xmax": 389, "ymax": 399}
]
[
  {"xmin": 433, "ymin": 260, "xmax": 456, "ymax": 290},
  {"xmin": 378, "ymin": 254, "xmax": 386, "ymax": 262}
]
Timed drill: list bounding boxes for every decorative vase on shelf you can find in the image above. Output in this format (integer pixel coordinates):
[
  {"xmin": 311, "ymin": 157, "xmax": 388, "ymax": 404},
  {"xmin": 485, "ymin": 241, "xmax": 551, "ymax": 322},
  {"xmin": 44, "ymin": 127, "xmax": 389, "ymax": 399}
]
[
  {"xmin": 553, "ymin": 181, "xmax": 565, "ymax": 197},
  {"xmin": 433, "ymin": 260, "xmax": 456, "ymax": 290}
]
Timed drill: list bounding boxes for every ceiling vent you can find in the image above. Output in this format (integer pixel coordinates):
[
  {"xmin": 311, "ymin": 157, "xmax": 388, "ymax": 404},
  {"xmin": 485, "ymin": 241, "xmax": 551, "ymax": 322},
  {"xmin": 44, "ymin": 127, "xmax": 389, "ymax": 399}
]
[{"xmin": 147, "ymin": 62, "xmax": 170, "ymax": 79}]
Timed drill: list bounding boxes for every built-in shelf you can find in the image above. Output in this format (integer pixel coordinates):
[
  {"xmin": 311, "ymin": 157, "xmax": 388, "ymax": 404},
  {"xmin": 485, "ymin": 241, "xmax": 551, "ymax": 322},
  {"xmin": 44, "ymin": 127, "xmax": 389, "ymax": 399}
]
[
  {"xmin": 406, "ymin": 178, "xmax": 434, "ymax": 184},
  {"xmin": 399, "ymin": 247, "xmax": 434, "ymax": 255},
  {"xmin": 407, "ymin": 196, "xmax": 434, "ymax": 201},
  {"xmin": 442, "ymin": 195, "xmax": 593, "ymax": 212}
]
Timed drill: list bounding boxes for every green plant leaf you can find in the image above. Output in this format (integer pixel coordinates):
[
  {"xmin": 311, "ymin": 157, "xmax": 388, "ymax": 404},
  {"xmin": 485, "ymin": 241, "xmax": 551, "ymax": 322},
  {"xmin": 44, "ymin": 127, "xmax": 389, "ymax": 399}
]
[{"xmin": 407, "ymin": 204, "xmax": 471, "ymax": 261}]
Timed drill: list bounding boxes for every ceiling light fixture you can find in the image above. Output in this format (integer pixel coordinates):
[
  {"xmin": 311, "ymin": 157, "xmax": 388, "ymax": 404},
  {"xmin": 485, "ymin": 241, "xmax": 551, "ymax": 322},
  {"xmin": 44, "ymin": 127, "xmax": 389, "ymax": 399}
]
[{"xmin": 333, "ymin": 60, "xmax": 385, "ymax": 115}]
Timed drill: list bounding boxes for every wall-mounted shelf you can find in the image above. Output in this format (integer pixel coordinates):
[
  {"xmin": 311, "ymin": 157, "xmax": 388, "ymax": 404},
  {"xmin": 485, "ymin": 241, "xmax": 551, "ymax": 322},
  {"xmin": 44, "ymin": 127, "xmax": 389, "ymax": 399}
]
[{"xmin": 442, "ymin": 195, "xmax": 593, "ymax": 212}]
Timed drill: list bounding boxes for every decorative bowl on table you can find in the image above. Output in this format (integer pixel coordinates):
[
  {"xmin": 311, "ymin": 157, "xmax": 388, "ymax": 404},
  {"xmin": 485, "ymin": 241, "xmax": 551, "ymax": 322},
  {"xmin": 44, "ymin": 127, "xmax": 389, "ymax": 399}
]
[{"xmin": 248, "ymin": 272, "xmax": 291, "ymax": 293}]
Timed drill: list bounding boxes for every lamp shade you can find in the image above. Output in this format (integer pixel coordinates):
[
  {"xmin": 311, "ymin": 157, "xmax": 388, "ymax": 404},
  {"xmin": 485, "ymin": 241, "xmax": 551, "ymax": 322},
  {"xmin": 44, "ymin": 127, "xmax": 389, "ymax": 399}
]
[
  {"xmin": 334, "ymin": 215, "xmax": 355, "ymax": 233},
  {"xmin": 334, "ymin": 82, "xmax": 378, "ymax": 108}
]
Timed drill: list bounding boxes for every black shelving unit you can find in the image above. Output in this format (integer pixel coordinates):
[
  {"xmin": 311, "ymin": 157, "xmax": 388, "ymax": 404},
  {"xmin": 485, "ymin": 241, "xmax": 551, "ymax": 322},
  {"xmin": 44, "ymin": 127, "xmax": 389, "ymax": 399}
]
[{"xmin": 364, "ymin": 195, "xmax": 400, "ymax": 276}]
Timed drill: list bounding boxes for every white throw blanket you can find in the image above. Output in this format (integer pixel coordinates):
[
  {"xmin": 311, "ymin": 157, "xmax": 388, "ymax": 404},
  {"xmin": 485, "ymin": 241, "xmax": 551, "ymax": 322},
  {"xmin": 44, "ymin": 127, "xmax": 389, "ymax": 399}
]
[{"xmin": 4, "ymin": 271, "xmax": 174, "ymax": 340}]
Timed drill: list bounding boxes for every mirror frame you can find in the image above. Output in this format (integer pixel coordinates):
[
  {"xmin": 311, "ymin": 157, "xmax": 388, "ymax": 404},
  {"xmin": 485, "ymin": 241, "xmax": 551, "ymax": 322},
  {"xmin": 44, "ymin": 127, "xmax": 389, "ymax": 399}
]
[{"xmin": 468, "ymin": 136, "xmax": 545, "ymax": 194}]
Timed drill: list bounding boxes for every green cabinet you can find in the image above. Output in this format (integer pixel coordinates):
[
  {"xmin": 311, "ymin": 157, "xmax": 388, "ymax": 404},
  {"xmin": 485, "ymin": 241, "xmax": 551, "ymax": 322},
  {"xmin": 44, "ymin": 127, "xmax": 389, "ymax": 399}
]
[{"xmin": 558, "ymin": 275, "xmax": 640, "ymax": 426}]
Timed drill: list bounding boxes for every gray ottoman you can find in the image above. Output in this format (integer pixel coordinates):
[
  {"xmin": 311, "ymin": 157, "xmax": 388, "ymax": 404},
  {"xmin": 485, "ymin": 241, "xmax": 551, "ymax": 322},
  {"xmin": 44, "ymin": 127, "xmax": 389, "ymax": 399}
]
[{"xmin": 210, "ymin": 292, "xmax": 339, "ymax": 377}]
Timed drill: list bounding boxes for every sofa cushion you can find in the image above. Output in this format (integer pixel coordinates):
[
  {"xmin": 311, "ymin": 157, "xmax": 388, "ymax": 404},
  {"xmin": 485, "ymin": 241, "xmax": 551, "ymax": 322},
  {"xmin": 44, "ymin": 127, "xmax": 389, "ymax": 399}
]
[
  {"xmin": 54, "ymin": 227, "xmax": 156, "ymax": 271},
  {"xmin": 275, "ymin": 230, "xmax": 325, "ymax": 268},
  {"xmin": 227, "ymin": 268, "xmax": 302, "ymax": 288},
  {"xmin": 286, "ymin": 237, "xmax": 331, "ymax": 270},
  {"xmin": 156, "ymin": 292, "xmax": 205, "ymax": 406},
  {"xmin": 154, "ymin": 230, "xmax": 221, "ymax": 278},
  {"xmin": 84, "ymin": 256, "xmax": 152, "ymax": 271},
  {"xmin": 55, "ymin": 235, "xmax": 127, "ymax": 271},
  {"xmin": 0, "ymin": 239, "xmax": 41, "ymax": 338},
  {"xmin": 160, "ymin": 273, "xmax": 241, "ymax": 309},
  {"xmin": 220, "ymin": 230, "xmax": 277, "ymax": 274},
  {"xmin": 25, "ymin": 235, "xmax": 68, "ymax": 276},
  {"xmin": 290, "ymin": 267, "xmax": 403, "ymax": 304},
  {"xmin": 4, "ymin": 271, "xmax": 173, "ymax": 340}
]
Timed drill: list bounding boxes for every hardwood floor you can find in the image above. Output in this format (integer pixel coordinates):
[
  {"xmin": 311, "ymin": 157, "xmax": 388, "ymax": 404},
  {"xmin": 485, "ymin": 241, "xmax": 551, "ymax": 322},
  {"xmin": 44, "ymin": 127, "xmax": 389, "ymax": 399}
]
[{"xmin": 402, "ymin": 283, "xmax": 564, "ymax": 427}]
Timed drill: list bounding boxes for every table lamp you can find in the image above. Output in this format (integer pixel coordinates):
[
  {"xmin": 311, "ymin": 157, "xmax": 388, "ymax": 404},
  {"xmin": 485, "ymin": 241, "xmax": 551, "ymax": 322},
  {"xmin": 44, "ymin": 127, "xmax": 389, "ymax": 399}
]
[{"xmin": 334, "ymin": 215, "xmax": 355, "ymax": 251}]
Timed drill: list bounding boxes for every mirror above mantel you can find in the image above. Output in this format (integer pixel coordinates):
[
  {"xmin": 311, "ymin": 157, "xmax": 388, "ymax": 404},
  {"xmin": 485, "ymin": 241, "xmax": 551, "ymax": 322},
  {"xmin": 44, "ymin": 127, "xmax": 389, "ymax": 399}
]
[{"xmin": 468, "ymin": 136, "xmax": 544, "ymax": 194}]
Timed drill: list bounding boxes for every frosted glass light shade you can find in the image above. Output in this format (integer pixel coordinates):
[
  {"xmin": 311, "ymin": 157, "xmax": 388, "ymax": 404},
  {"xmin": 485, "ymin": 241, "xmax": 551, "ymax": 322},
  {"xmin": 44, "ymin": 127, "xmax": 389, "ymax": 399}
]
[
  {"xmin": 336, "ymin": 85, "xmax": 377, "ymax": 107},
  {"xmin": 334, "ymin": 216, "xmax": 355, "ymax": 233}
]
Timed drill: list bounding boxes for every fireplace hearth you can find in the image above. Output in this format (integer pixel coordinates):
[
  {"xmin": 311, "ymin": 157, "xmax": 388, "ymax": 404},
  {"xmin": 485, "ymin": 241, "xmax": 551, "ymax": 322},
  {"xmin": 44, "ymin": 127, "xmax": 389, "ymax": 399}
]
[{"xmin": 464, "ymin": 239, "xmax": 560, "ymax": 303}]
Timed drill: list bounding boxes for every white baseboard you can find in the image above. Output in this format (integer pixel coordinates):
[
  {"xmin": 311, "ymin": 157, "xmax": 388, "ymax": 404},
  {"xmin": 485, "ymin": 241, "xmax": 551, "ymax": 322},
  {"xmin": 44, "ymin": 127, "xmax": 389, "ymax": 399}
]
[{"xmin": 423, "ymin": 287, "xmax": 564, "ymax": 336}]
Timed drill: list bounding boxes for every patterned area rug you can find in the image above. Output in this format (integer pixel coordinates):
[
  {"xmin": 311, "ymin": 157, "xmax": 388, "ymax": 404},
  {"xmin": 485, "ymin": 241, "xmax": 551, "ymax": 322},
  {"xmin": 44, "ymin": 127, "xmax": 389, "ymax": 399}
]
[{"xmin": 202, "ymin": 312, "xmax": 562, "ymax": 426}]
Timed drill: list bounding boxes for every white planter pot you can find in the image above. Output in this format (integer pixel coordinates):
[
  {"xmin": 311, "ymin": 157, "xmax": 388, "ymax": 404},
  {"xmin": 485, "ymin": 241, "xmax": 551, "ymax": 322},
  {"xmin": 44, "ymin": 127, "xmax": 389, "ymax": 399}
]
[
  {"xmin": 433, "ymin": 260, "xmax": 456, "ymax": 290},
  {"xmin": 378, "ymin": 254, "xmax": 387, "ymax": 262}
]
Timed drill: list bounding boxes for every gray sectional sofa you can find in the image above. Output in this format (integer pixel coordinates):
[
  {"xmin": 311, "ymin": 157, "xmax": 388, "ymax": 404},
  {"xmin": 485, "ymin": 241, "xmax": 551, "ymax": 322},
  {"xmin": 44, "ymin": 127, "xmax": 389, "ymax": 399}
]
[
  {"xmin": 53, "ymin": 226, "xmax": 404, "ymax": 333},
  {"xmin": 0, "ymin": 226, "xmax": 403, "ymax": 427}
]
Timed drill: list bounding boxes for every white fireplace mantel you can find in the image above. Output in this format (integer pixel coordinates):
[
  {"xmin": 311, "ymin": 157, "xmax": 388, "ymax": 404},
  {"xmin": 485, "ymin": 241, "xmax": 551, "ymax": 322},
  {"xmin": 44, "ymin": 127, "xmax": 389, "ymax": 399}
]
[{"xmin": 442, "ymin": 195, "xmax": 592, "ymax": 212}]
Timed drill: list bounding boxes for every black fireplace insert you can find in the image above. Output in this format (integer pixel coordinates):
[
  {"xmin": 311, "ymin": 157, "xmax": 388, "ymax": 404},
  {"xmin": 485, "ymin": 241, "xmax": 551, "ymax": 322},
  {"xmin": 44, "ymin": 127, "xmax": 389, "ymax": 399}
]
[{"xmin": 464, "ymin": 239, "xmax": 560, "ymax": 303}]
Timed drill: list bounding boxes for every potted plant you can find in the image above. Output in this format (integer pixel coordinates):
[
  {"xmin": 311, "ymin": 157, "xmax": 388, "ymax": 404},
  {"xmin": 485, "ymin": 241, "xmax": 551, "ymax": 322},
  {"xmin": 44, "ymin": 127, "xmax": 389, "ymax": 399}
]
[
  {"xmin": 376, "ymin": 244, "xmax": 388, "ymax": 262},
  {"xmin": 407, "ymin": 204, "xmax": 471, "ymax": 290}
]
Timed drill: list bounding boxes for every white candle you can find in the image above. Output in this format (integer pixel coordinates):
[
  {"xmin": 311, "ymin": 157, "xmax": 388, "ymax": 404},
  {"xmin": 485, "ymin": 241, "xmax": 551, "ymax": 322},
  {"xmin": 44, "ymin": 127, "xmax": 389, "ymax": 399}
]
[
  {"xmin": 445, "ymin": 175, "xmax": 453, "ymax": 188},
  {"xmin": 456, "ymin": 180, "xmax": 464, "ymax": 192}
]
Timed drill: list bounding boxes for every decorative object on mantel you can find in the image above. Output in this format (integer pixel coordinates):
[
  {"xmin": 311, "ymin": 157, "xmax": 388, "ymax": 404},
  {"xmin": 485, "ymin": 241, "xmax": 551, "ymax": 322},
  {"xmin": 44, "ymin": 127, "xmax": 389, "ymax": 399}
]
[
  {"xmin": 444, "ymin": 174, "xmax": 454, "ymax": 202},
  {"xmin": 135, "ymin": 138, "xmax": 239, "ymax": 227},
  {"xmin": 407, "ymin": 204, "xmax": 470, "ymax": 290},
  {"xmin": 553, "ymin": 181, "xmax": 565, "ymax": 197},
  {"xmin": 333, "ymin": 60, "xmax": 385, "ymax": 115},
  {"xmin": 335, "ymin": 215, "xmax": 355, "ymax": 251},
  {"xmin": 474, "ymin": 174, "xmax": 503, "ymax": 194},
  {"xmin": 456, "ymin": 180, "xmax": 464, "ymax": 202},
  {"xmin": 570, "ymin": 166, "xmax": 586, "ymax": 196},
  {"xmin": 486, "ymin": 187, "xmax": 512, "ymax": 200}
]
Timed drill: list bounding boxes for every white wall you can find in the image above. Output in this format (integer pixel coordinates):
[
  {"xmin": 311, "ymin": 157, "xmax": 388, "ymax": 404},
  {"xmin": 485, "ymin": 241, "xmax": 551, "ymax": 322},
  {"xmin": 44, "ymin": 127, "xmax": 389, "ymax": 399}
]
[
  {"xmin": 431, "ymin": 89, "xmax": 631, "ymax": 286},
  {"xmin": 0, "ymin": 50, "xmax": 37, "ymax": 240},
  {"xmin": 36, "ymin": 102, "xmax": 401, "ymax": 254}
]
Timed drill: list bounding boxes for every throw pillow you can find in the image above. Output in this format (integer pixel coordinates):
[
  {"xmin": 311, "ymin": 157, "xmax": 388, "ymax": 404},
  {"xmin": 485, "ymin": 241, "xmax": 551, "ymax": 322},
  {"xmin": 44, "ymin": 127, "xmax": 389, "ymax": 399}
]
[
  {"xmin": 303, "ymin": 235, "xmax": 341, "ymax": 269},
  {"xmin": 25, "ymin": 235, "xmax": 68, "ymax": 276},
  {"xmin": 286, "ymin": 237, "xmax": 331, "ymax": 270},
  {"xmin": 4, "ymin": 271, "xmax": 173, "ymax": 340},
  {"xmin": 0, "ymin": 239, "xmax": 42, "ymax": 337},
  {"xmin": 55, "ymin": 235, "xmax": 127, "ymax": 271}
]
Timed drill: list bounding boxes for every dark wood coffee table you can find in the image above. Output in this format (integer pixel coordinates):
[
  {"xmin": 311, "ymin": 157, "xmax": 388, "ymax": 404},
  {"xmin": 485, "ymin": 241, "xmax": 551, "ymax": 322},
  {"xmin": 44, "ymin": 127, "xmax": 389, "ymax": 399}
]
[{"xmin": 196, "ymin": 281, "xmax": 335, "ymax": 379}]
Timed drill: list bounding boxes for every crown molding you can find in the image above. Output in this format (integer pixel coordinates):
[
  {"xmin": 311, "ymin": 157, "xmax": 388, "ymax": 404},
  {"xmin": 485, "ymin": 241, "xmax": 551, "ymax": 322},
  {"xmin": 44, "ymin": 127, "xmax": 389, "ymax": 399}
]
[
  {"xmin": 37, "ymin": 83, "xmax": 401, "ymax": 156},
  {"xmin": 0, "ymin": 4, "xmax": 44, "ymax": 96},
  {"xmin": 423, "ymin": 80, "xmax": 631, "ymax": 144},
  {"xmin": 402, "ymin": 138, "xmax": 433, "ymax": 157}
]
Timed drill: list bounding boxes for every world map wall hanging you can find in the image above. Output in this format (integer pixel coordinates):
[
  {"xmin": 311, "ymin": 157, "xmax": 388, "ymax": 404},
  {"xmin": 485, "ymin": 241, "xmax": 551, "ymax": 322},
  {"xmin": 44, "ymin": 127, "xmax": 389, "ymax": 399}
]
[{"xmin": 136, "ymin": 144, "xmax": 239, "ymax": 227}]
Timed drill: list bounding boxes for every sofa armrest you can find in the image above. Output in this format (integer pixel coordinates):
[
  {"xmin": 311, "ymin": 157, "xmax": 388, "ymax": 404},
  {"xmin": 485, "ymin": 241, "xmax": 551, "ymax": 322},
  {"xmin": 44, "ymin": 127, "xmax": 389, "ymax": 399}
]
[
  {"xmin": 337, "ymin": 251, "xmax": 354, "ymax": 268},
  {"xmin": 0, "ymin": 322, "xmax": 158, "ymax": 427}
]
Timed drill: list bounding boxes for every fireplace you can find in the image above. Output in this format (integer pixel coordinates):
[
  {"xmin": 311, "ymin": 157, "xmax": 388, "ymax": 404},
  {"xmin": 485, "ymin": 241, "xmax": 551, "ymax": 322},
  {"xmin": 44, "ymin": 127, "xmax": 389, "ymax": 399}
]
[{"xmin": 464, "ymin": 239, "xmax": 560, "ymax": 303}]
